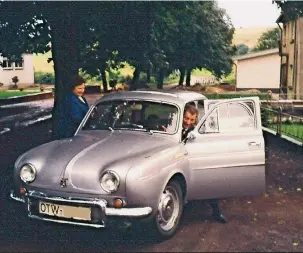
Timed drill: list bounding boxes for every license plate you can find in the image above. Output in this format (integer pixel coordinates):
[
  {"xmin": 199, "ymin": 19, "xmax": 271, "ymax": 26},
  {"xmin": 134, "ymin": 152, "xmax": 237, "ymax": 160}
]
[{"xmin": 38, "ymin": 201, "xmax": 91, "ymax": 221}]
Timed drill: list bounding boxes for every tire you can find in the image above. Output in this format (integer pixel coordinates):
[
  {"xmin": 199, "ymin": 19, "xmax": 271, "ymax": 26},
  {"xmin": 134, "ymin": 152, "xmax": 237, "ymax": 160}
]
[{"xmin": 151, "ymin": 180, "xmax": 184, "ymax": 239}]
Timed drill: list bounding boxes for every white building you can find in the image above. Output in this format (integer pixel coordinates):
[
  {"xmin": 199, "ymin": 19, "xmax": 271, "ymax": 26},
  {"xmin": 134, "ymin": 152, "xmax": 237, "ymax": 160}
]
[
  {"xmin": 0, "ymin": 53, "xmax": 34, "ymax": 87},
  {"xmin": 232, "ymin": 48, "xmax": 280, "ymax": 93}
]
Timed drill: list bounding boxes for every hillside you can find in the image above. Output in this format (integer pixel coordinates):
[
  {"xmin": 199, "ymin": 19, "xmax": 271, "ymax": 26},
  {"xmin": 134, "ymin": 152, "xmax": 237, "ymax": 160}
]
[
  {"xmin": 233, "ymin": 26, "xmax": 276, "ymax": 48},
  {"xmin": 33, "ymin": 26, "xmax": 276, "ymax": 73}
]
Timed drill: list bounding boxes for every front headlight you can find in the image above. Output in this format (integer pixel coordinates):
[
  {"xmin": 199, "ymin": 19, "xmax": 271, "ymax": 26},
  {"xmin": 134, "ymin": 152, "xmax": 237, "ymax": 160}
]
[
  {"xmin": 100, "ymin": 171, "xmax": 120, "ymax": 193},
  {"xmin": 20, "ymin": 164, "xmax": 36, "ymax": 184}
]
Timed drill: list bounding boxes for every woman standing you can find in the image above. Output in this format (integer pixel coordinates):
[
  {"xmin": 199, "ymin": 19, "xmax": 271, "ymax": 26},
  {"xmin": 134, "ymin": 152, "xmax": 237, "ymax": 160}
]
[{"xmin": 53, "ymin": 75, "xmax": 89, "ymax": 140}]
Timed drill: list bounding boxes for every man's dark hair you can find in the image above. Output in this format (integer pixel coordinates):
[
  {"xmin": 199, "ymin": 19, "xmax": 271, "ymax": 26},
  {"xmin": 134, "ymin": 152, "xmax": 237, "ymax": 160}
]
[
  {"xmin": 184, "ymin": 104, "xmax": 199, "ymax": 117},
  {"xmin": 184, "ymin": 104, "xmax": 199, "ymax": 126},
  {"xmin": 71, "ymin": 75, "xmax": 86, "ymax": 89}
]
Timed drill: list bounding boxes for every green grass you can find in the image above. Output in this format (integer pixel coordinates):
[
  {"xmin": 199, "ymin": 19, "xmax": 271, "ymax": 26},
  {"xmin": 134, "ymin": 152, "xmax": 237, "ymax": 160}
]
[
  {"xmin": 268, "ymin": 123, "xmax": 303, "ymax": 142},
  {"xmin": 33, "ymin": 52, "xmax": 136, "ymax": 76},
  {"xmin": 192, "ymin": 68, "xmax": 213, "ymax": 77},
  {"xmin": 0, "ymin": 91, "xmax": 41, "ymax": 99}
]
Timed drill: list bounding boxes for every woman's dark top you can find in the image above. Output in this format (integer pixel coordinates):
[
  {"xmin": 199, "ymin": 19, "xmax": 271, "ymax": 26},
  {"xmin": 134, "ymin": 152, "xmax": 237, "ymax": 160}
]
[{"xmin": 55, "ymin": 92, "xmax": 89, "ymax": 139}]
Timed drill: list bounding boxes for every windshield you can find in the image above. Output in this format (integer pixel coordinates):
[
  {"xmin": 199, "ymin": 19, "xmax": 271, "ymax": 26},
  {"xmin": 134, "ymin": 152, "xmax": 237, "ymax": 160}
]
[{"xmin": 82, "ymin": 100, "xmax": 179, "ymax": 134}]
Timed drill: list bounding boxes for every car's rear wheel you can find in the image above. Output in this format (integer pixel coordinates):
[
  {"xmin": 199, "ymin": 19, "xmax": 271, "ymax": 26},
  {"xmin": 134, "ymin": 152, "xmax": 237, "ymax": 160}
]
[{"xmin": 151, "ymin": 180, "xmax": 183, "ymax": 239}]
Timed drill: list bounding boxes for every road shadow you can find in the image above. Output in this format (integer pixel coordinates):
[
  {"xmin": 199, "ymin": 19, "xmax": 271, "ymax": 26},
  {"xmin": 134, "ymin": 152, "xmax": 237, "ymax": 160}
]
[{"xmin": 0, "ymin": 199, "xmax": 227, "ymax": 252}]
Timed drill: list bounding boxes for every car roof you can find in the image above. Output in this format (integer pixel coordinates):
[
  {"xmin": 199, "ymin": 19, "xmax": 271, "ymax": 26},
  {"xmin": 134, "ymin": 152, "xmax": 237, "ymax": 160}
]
[{"xmin": 96, "ymin": 89, "xmax": 207, "ymax": 105}]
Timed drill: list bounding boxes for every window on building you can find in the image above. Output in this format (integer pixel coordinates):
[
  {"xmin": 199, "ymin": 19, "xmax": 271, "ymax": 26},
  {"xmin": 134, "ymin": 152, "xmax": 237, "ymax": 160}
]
[
  {"xmin": 2, "ymin": 59, "xmax": 12, "ymax": 69},
  {"xmin": 15, "ymin": 60, "xmax": 23, "ymax": 69}
]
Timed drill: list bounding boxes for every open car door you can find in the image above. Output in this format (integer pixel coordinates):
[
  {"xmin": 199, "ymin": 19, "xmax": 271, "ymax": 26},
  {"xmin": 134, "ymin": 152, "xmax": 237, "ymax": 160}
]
[{"xmin": 185, "ymin": 97, "xmax": 266, "ymax": 200}]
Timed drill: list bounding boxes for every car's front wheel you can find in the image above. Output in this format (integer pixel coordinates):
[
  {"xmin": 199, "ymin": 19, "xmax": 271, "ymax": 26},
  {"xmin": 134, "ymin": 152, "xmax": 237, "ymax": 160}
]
[{"xmin": 151, "ymin": 180, "xmax": 184, "ymax": 239}]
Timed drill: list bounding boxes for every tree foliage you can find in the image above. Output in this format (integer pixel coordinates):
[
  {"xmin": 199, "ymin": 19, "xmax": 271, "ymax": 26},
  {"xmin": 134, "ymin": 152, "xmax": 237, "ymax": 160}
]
[
  {"xmin": 235, "ymin": 44, "xmax": 249, "ymax": 55},
  {"xmin": 0, "ymin": 1, "xmax": 236, "ymax": 138},
  {"xmin": 251, "ymin": 27, "xmax": 280, "ymax": 52},
  {"xmin": 274, "ymin": 1, "xmax": 303, "ymax": 21}
]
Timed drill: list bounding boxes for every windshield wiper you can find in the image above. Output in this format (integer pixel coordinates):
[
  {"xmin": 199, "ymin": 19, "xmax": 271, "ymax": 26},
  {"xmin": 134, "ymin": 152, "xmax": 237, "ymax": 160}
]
[{"xmin": 108, "ymin": 126, "xmax": 114, "ymax": 132}]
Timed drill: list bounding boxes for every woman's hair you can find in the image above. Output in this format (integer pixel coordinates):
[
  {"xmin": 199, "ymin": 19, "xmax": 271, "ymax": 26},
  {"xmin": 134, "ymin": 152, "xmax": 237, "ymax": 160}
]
[{"xmin": 71, "ymin": 75, "xmax": 86, "ymax": 89}]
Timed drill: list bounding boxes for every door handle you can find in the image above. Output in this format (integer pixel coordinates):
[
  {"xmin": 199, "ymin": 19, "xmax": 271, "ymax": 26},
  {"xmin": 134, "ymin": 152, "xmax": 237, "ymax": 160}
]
[{"xmin": 248, "ymin": 142, "xmax": 261, "ymax": 147}]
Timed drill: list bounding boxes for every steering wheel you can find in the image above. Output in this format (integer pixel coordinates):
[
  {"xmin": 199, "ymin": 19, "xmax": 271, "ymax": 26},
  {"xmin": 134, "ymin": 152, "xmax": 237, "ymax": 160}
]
[{"xmin": 146, "ymin": 115, "xmax": 167, "ymax": 131}]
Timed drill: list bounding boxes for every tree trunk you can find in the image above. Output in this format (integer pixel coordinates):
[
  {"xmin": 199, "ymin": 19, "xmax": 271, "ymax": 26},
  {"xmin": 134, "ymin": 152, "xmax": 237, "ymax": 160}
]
[
  {"xmin": 46, "ymin": 3, "xmax": 81, "ymax": 140},
  {"xmin": 157, "ymin": 69, "xmax": 164, "ymax": 89},
  {"xmin": 131, "ymin": 67, "xmax": 141, "ymax": 90},
  {"xmin": 100, "ymin": 69, "xmax": 108, "ymax": 93},
  {"xmin": 186, "ymin": 69, "xmax": 192, "ymax": 87},
  {"xmin": 179, "ymin": 68, "xmax": 185, "ymax": 86}
]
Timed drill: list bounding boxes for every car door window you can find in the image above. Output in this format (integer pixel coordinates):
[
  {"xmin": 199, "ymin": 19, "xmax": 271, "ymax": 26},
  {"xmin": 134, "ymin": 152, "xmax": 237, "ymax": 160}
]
[{"xmin": 199, "ymin": 101, "xmax": 256, "ymax": 134}]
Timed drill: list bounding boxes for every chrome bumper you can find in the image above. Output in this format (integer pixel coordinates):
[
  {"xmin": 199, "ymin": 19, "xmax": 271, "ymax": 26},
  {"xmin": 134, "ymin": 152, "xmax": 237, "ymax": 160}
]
[{"xmin": 10, "ymin": 190, "xmax": 152, "ymax": 228}]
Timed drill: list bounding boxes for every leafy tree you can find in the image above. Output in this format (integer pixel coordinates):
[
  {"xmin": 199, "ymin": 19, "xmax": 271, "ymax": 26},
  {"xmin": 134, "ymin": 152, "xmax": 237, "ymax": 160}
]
[
  {"xmin": 187, "ymin": 1, "xmax": 235, "ymax": 86},
  {"xmin": 236, "ymin": 44, "xmax": 249, "ymax": 55},
  {"xmin": 251, "ymin": 27, "xmax": 280, "ymax": 52},
  {"xmin": 0, "ymin": 1, "xmax": 236, "ymax": 138},
  {"xmin": 150, "ymin": 1, "xmax": 235, "ymax": 87},
  {"xmin": 274, "ymin": 1, "xmax": 303, "ymax": 21},
  {"xmin": 0, "ymin": 2, "xmax": 110, "ymax": 139}
]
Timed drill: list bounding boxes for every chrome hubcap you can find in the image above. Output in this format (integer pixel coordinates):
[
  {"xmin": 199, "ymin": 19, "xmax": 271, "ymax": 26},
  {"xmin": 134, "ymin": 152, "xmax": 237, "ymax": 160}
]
[{"xmin": 157, "ymin": 186, "xmax": 180, "ymax": 231}]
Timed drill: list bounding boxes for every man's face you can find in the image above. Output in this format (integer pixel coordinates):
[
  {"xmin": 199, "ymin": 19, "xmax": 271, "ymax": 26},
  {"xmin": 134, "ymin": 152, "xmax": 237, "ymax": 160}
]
[{"xmin": 183, "ymin": 111, "xmax": 197, "ymax": 129}]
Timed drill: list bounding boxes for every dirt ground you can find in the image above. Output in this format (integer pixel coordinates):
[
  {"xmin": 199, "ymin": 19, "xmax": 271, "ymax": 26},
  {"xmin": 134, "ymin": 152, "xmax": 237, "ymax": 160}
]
[{"xmin": 0, "ymin": 121, "xmax": 302, "ymax": 252}]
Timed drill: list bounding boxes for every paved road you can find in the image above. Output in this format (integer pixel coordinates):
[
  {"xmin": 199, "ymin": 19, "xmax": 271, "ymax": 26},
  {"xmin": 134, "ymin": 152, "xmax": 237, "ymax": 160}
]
[
  {"xmin": 0, "ymin": 94, "xmax": 103, "ymax": 135},
  {"xmin": 0, "ymin": 120, "xmax": 302, "ymax": 252}
]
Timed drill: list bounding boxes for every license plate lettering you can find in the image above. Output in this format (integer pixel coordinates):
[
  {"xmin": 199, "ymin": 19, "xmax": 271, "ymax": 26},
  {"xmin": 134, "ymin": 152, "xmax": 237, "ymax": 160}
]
[
  {"xmin": 39, "ymin": 201, "xmax": 91, "ymax": 221},
  {"xmin": 40, "ymin": 202, "xmax": 63, "ymax": 216}
]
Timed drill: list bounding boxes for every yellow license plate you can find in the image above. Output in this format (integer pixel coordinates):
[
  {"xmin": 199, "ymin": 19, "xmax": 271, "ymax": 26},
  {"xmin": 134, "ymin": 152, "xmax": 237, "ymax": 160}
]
[{"xmin": 39, "ymin": 201, "xmax": 91, "ymax": 221}]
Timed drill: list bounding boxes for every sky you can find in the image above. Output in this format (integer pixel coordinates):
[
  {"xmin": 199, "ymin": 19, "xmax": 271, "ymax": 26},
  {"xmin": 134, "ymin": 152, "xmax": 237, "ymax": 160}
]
[{"xmin": 217, "ymin": 0, "xmax": 281, "ymax": 28}]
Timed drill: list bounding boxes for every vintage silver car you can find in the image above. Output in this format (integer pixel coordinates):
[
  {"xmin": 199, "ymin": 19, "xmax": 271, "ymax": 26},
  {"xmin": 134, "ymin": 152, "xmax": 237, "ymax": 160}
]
[{"xmin": 10, "ymin": 90, "xmax": 266, "ymax": 239}]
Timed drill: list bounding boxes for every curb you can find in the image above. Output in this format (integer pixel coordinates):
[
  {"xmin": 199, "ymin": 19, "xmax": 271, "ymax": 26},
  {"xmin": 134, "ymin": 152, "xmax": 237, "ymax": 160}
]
[
  {"xmin": 0, "ymin": 128, "xmax": 11, "ymax": 135},
  {"xmin": 0, "ymin": 91, "xmax": 53, "ymax": 106},
  {"xmin": 0, "ymin": 83, "xmax": 181, "ymax": 107},
  {"xmin": 262, "ymin": 126, "xmax": 303, "ymax": 147}
]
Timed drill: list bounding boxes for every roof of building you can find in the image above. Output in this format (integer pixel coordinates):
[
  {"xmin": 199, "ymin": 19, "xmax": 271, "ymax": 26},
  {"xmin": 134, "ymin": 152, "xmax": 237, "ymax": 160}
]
[
  {"xmin": 232, "ymin": 48, "xmax": 279, "ymax": 62},
  {"xmin": 276, "ymin": 13, "xmax": 287, "ymax": 23},
  {"xmin": 96, "ymin": 89, "xmax": 207, "ymax": 105}
]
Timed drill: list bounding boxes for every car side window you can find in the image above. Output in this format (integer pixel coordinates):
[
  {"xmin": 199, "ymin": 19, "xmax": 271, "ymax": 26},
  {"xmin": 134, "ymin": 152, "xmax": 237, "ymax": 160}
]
[
  {"xmin": 199, "ymin": 107, "xmax": 219, "ymax": 134},
  {"xmin": 197, "ymin": 100, "xmax": 205, "ymax": 121},
  {"xmin": 199, "ymin": 101, "xmax": 256, "ymax": 134}
]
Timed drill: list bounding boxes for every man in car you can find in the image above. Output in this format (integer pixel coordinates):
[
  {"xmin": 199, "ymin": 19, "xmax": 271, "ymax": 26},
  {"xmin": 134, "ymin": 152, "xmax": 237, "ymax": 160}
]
[{"xmin": 182, "ymin": 104, "xmax": 227, "ymax": 223}]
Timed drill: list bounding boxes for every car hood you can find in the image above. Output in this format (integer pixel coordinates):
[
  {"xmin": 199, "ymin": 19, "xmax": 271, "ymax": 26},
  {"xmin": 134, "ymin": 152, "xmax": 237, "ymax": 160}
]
[{"xmin": 16, "ymin": 130, "xmax": 177, "ymax": 194}]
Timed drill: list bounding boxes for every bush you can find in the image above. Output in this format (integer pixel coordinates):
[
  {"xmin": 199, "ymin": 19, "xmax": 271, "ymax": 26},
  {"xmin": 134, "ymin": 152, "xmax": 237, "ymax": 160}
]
[
  {"xmin": 34, "ymin": 72, "xmax": 55, "ymax": 85},
  {"xmin": 108, "ymin": 69, "xmax": 125, "ymax": 83},
  {"xmin": 261, "ymin": 107, "xmax": 271, "ymax": 127}
]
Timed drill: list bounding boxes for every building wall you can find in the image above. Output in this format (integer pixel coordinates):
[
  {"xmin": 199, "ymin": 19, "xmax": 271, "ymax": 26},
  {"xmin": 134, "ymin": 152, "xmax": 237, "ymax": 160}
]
[
  {"xmin": 236, "ymin": 53, "xmax": 280, "ymax": 90},
  {"xmin": 0, "ymin": 54, "xmax": 34, "ymax": 87},
  {"xmin": 281, "ymin": 17, "xmax": 303, "ymax": 99},
  {"xmin": 296, "ymin": 18, "xmax": 303, "ymax": 99}
]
